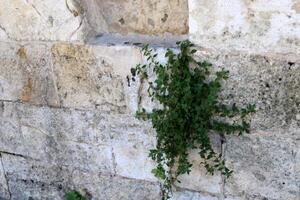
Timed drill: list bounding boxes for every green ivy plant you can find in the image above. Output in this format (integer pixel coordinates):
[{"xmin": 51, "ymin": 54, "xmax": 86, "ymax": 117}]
[
  {"xmin": 65, "ymin": 191, "xmax": 87, "ymax": 200},
  {"xmin": 130, "ymin": 40, "xmax": 255, "ymax": 199}
]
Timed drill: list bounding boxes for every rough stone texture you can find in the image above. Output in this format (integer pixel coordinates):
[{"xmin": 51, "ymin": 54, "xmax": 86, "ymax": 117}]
[
  {"xmin": 1, "ymin": 153, "xmax": 161, "ymax": 200},
  {"xmin": 0, "ymin": 155, "xmax": 10, "ymax": 199},
  {"xmin": 224, "ymin": 129, "xmax": 300, "ymax": 200},
  {"xmin": 171, "ymin": 189, "xmax": 219, "ymax": 200},
  {"xmin": 0, "ymin": 42, "xmax": 142, "ymax": 111},
  {"xmin": 0, "ymin": 42, "xmax": 59, "ymax": 107},
  {"xmin": 71, "ymin": 170, "xmax": 161, "ymax": 200},
  {"xmin": 0, "ymin": 1, "xmax": 300, "ymax": 200},
  {"xmin": 79, "ymin": 0, "xmax": 188, "ymax": 39},
  {"xmin": 0, "ymin": 0, "xmax": 83, "ymax": 41},
  {"xmin": 189, "ymin": 0, "xmax": 300, "ymax": 54},
  {"xmin": 175, "ymin": 135, "xmax": 222, "ymax": 195},
  {"xmin": 51, "ymin": 43, "xmax": 142, "ymax": 112},
  {"xmin": 195, "ymin": 50, "xmax": 300, "ymax": 131}
]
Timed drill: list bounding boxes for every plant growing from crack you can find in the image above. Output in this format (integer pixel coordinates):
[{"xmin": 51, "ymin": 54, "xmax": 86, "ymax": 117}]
[
  {"xmin": 130, "ymin": 40, "xmax": 255, "ymax": 199},
  {"xmin": 65, "ymin": 191, "xmax": 86, "ymax": 200}
]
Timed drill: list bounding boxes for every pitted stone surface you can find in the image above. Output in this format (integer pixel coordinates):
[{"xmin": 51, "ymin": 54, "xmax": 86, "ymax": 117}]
[
  {"xmin": 0, "ymin": 0, "xmax": 83, "ymax": 41},
  {"xmin": 0, "ymin": 42, "xmax": 59, "ymax": 107},
  {"xmin": 1, "ymin": 0, "xmax": 300, "ymax": 198},
  {"xmin": 175, "ymin": 135, "xmax": 222, "ymax": 195},
  {"xmin": 51, "ymin": 43, "xmax": 142, "ymax": 112},
  {"xmin": 70, "ymin": 170, "xmax": 161, "ymax": 200},
  {"xmin": 224, "ymin": 129, "xmax": 300, "ymax": 200},
  {"xmin": 194, "ymin": 50, "xmax": 300, "ymax": 131},
  {"xmin": 1, "ymin": 154, "xmax": 161, "ymax": 200},
  {"xmin": 0, "ymin": 155, "xmax": 10, "ymax": 200},
  {"xmin": 171, "ymin": 190, "xmax": 219, "ymax": 200},
  {"xmin": 0, "ymin": 42, "xmax": 142, "ymax": 111},
  {"xmin": 189, "ymin": 0, "xmax": 300, "ymax": 54},
  {"xmin": 79, "ymin": 0, "xmax": 188, "ymax": 39}
]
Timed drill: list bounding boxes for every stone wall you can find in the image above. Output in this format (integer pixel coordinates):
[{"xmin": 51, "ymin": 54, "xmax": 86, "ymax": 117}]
[{"xmin": 0, "ymin": 1, "xmax": 299, "ymax": 200}]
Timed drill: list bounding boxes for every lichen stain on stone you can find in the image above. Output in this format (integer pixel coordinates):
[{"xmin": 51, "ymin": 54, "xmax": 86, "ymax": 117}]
[
  {"xmin": 17, "ymin": 47, "xmax": 26, "ymax": 60},
  {"xmin": 51, "ymin": 43, "xmax": 94, "ymax": 84},
  {"xmin": 20, "ymin": 78, "xmax": 32, "ymax": 102},
  {"xmin": 51, "ymin": 43, "xmax": 93, "ymax": 63}
]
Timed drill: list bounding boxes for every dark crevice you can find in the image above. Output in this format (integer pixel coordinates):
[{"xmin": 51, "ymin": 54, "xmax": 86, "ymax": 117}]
[{"xmin": 0, "ymin": 150, "xmax": 32, "ymax": 160}]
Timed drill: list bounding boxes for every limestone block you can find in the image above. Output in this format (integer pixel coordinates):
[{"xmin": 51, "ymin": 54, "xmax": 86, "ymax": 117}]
[
  {"xmin": 79, "ymin": 0, "xmax": 188, "ymax": 39},
  {"xmin": 1, "ymin": 154, "xmax": 67, "ymax": 200},
  {"xmin": 0, "ymin": 0, "xmax": 83, "ymax": 41},
  {"xmin": 0, "ymin": 155, "xmax": 10, "ymax": 200},
  {"xmin": 106, "ymin": 114, "xmax": 156, "ymax": 149},
  {"xmin": 175, "ymin": 135, "xmax": 222, "ymax": 195},
  {"xmin": 189, "ymin": 0, "xmax": 300, "ymax": 54},
  {"xmin": 0, "ymin": 41, "xmax": 142, "ymax": 111},
  {"xmin": 194, "ymin": 50, "xmax": 300, "ymax": 131},
  {"xmin": 1, "ymin": 153, "xmax": 161, "ymax": 200},
  {"xmin": 0, "ymin": 102, "xmax": 114, "ymax": 174},
  {"xmin": 51, "ymin": 43, "xmax": 142, "ymax": 112},
  {"xmin": 175, "ymin": 150, "xmax": 222, "ymax": 195},
  {"xmin": 171, "ymin": 190, "xmax": 219, "ymax": 200},
  {"xmin": 224, "ymin": 129, "xmax": 300, "ymax": 200},
  {"xmin": 70, "ymin": 170, "xmax": 161, "ymax": 200},
  {"xmin": 107, "ymin": 115, "xmax": 157, "ymax": 181},
  {"xmin": 0, "ymin": 42, "xmax": 60, "ymax": 107},
  {"xmin": 113, "ymin": 144, "xmax": 156, "ymax": 182}
]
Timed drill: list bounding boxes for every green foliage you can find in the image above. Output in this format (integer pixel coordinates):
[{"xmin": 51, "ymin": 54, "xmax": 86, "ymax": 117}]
[
  {"xmin": 130, "ymin": 40, "xmax": 255, "ymax": 199},
  {"xmin": 65, "ymin": 191, "xmax": 86, "ymax": 200}
]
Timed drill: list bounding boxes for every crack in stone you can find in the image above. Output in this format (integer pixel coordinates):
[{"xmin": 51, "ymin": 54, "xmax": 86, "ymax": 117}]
[
  {"xmin": 25, "ymin": 0, "xmax": 42, "ymax": 17},
  {"xmin": 0, "ymin": 153, "xmax": 12, "ymax": 200},
  {"xmin": 137, "ymin": 77, "xmax": 144, "ymax": 111},
  {"xmin": 111, "ymin": 147, "xmax": 117, "ymax": 175},
  {"xmin": 69, "ymin": 16, "xmax": 83, "ymax": 40},
  {"xmin": 173, "ymin": 185, "xmax": 220, "ymax": 199},
  {"xmin": 220, "ymin": 136, "xmax": 227, "ymax": 200},
  {"xmin": 65, "ymin": 0, "xmax": 79, "ymax": 17}
]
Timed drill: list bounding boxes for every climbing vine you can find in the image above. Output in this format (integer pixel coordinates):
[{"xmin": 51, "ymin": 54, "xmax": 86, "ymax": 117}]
[{"xmin": 130, "ymin": 40, "xmax": 255, "ymax": 199}]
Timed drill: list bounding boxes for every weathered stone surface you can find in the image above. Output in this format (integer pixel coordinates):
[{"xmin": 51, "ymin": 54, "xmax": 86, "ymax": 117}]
[
  {"xmin": 1, "ymin": 0, "xmax": 300, "ymax": 197},
  {"xmin": 0, "ymin": 155, "xmax": 10, "ymax": 200},
  {"xmin": 101, "ymin": 114, "xmax": 157, "ymax": 181},
  {"xmin": 51, "ymin": 43, "xmax": 142, "ymax": 112},
  {"xmin": 113, "ymin": 144, "xmax": 156, "ymax": 182},
  {"xmin": 0, "ymin": 42, "xmax": 143, "ymax": 111},
  {"xmin": 79, "ymin": 0, "xmax": 188, "ymax": 39},
  {"xmin": 1, "ymin": 153, "xmax": 161, "ymax": 200},
  {"xmin": 0, "ymin": 0, "xmax": 83, "ymax": 41},
  {"xmin": 171, "ymin": 189, "xmax": 219, "ymax": 200},
  {"xmin": 189, "ymin": 0, "xmax": 300, "ymax": 54},
  {"xmin": 195, "ymin": 50, "xmax": 300, "ymax": 131},
  {"xmin": 71, "ymin": 170, "xmax": 161, "ymax": 200},
  {"xmin": 175, "ymin": 135, "xmax": 222, "ymax": 195},
  {"xmin": 1, "ymin": 154, "xmax": 67, "ymax": 200},
  {"xmin": 0, "ymin": 42, "xmax": 59, "ymax": 107},
  {"xmin": 224, "ymin": 129, "xmax": 300, "ymax": 200},
  {"xmin": 0, "ymin": 102, "xmax": 114, "ymax": 173}
]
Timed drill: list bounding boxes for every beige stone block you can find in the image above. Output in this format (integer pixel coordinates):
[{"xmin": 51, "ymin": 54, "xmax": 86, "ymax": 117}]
[
  {"xmin": 224, "ymin": 129, "xmax": 300, "ymax": 200},
  {"xmin": 0, "ymin": 0, "xmax": 83, "ymax": 41},
  {"xmin": 171, "ymin": 190, "xmax": 219, "ymax": 200},
  {"xmin": 80, "ymin": 0, "xmax": 188, "ymax": 38},
  {"xmin": 51, "ymin": 43, "xmax": 142, "ymax": 112},
  {"xmin": 189, "ymin": 0, "xmax": 300, "ymax": 54},
  {"xmin": 0, "ymin": 42, "xmax": 60, "ymax": 107}
]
